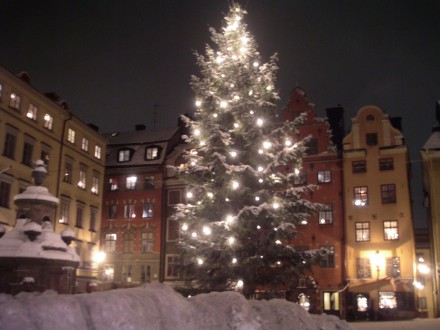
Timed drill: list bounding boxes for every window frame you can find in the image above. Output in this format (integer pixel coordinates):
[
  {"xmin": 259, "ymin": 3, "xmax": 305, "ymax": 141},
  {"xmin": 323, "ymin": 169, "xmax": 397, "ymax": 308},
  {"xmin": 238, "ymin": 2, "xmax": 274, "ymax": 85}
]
[
  {"xmin": 104, "ymin": 233, "xmax": 117, "ymax": 253},
  {"xmin": 381, "ymin": 184, "xmax": 396, "ymax": 204},
  {"xmin": 319, "ymin": 246, "xmax": 335, "ymax": 268},
  {"xmin": 356, "ymin": 258, "xmax": 372, "ymax": 279},
  {"xmin": 142, "ymin": 203, "xmax": 154, "ymax": 218},
  {"xmin": 9, "ymin": 92, "xmax": 21, "ymax": 110},
  {"xmin": 43, "ymin": 113, "xmax": 54, "ymax": 130},
  {"xmin": 124, "ymin": 204, "xmax": 136, "ymax": 219},
  {"xmin": 383, "ymin": 220, "xmax": 399, "ymax": 241},
  {"xmin": 317, "ymin": 170, "xmax": 331, "ymax": 183},
  {"xmin": 355, "ymin": 221, "xmax": 370, "ymax": 242},
  {"xmin": 26, "ymin": 103, "xmax": 38, "ymax": 121},
  {"xmin": 81, "ymin": 137, "xmax": 89, "ymax": 152},
  {"xmin": 319, "ymin": 204, "xmax": 333, "ymax": 225},
  {"xmin": 145, "ymin": 146, "xmax": 161, "ymax": 160},
  {"xmin": 379, "ymin": 158, "xmax": 394, "ymax": 171},
  {"xmin": 352, "ymin": 160, "xmax": 366, "ymax": 173},
  {"xmin": 354, "ymin": 186, "xmax": 368, "ymax": 206}
]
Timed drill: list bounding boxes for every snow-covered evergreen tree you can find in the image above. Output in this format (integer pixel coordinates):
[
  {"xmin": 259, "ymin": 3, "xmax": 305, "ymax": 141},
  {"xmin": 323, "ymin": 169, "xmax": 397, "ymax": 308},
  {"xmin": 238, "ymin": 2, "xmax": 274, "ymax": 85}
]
[{"xmin": 173, "ymin": 3, "xmax": 320, "ymax": 296}]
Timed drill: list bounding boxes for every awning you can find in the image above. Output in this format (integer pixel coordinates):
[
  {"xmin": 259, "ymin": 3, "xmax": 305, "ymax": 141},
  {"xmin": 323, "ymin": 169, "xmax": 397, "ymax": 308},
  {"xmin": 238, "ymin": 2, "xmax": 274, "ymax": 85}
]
[{"xmin": 348, "ymin": 277, "xmax": 414, "ymax": 293}]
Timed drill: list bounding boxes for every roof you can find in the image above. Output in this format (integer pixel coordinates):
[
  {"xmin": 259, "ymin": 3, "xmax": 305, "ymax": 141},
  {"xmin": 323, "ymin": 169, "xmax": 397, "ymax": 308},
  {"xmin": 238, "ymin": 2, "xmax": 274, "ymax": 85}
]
[
  {"xmin": 422, "ymin": 129, "xmax": 440, "ymax": 150},
  {"xmin": 105, "ymin": 127, "xmax": 179, "ymax": 146}
]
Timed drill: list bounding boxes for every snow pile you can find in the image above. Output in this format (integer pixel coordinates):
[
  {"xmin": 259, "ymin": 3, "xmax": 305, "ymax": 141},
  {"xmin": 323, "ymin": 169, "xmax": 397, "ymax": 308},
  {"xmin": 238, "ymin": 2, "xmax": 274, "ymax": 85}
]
[{"xmin": 0, "ymin": 284, "xmax": 353, "ymax": 330}]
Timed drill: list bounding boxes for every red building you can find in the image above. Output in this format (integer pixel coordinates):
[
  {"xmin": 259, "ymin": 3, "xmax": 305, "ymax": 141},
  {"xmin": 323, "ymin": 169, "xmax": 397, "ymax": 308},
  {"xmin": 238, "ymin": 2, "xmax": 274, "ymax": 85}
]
[
  {"xmin": 99, "ymin": 124, "xmax": 183, "ymax": 288},
  {"xmin": 282, "ymin": 87, "xmax": 346, "ymax": 317}
]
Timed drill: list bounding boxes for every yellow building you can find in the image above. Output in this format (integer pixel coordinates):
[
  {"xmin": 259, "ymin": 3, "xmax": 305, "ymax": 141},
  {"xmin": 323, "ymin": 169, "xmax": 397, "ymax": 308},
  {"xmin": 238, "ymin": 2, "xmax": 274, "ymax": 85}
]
[
  {"xmin": 0, "ymin": 66, "xmax": 106, "ymax": 292},
  {"xmin": 421, "ymin": 114, "xmax": 440, "ymax": 317},
  {"xmin": 343, "ymin": 105, "xmax": 416, "ymax": 320}
]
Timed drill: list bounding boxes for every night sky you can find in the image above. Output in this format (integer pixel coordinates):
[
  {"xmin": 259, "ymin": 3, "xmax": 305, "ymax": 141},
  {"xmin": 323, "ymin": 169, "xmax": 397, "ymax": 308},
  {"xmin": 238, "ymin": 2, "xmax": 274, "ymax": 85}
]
[{"xmin": 1, "ymin": 0, "xmax": 439, "ymax": 226}]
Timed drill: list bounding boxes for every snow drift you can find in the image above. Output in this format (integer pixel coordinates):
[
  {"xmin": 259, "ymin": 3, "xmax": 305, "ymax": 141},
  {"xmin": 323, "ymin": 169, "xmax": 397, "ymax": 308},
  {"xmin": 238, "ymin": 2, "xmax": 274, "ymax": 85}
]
[{"xmin": 0, "ymin": 284, "xmax": 353, "ymax": 330}]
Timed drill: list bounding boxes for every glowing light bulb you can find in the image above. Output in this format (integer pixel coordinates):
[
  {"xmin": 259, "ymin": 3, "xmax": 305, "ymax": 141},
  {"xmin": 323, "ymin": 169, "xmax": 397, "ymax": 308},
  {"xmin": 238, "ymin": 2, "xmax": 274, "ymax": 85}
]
[
  {"xmin": 255, "ymin": 196, "xmax": 260, "ymax": 201},
  {"xmin": 207, "ymin": 192, "xmax": 214, "ymax": 199},
  {"xmin": 230, "ymin": 83, "xmax": 235, "ymax": 88},
  {"xmin": 257, "ymin": 225, "xmax": 261, "ymax": 230},
  {"xmin": 230, "ymin": 151, "xmax": 237, "ymax": 158},
  {"xmin": 186, "ymin": 192, "xmax": 193, "ymax": 199},
  {"xmin": 233, "ymin": 95, "xmax": 240, "ymax": 100},
  {"xmin": 262, "ymin": 141, "xmax": 272, "ymax": 149},
  {"xmin": 285, "ymin": 139, "xmax": 292, "ymax": 146},
  {"xmin": 199, "ymin": 141, "xmax": 206, "ymax": 146},
  {"xmin": 197, "ymin": 258, "xmax": 204, "ymax": 265},
  {"xmin": 253, "ymin": 61, "xmax": 259, "ymax": 67},
  {"xmin": 257, "ymin": 166, "xmax": 263, "ymax": 172},
  {"xmin": 241, "ymin": 36, "xmax": 248, "ymax": 44},
  {"xmin": 226, "ymin": 215, "xmax": 234, "ymax": 224},
  {"xmin": 277, "ymin": 261, "xmax": 281, "ymax": 265},
  {"xmin": 191, "ymin": 232, "xmax": 197, "ymax": 238},
  {"xmin": 216, "ymin": 56, "xmax": 224, "ymax": 64},
  {"xmin": 249, "ymin": 110, "xmax": 254, "ymax": 115},
  {"xmin": 228, "ymin": 237, "xmax": 235, "ymax": 244},
  {"xmin": 239, "ymin": 47, "xmax": 247, "ymax": 53},
  {"xmin": 182, "ymin": 223, "xmax": 188, "ymax": 231},
  {"xmin": 258, "ymin": 178, "xmax": 263, "ymax": 183},
  {"xmin": 236, "ymin": 280, "xmax": 244, "ymax": 288},
  {"xmin": 266, "ymin": 85, "xmax": 273, "ymax": 91},
  {"xmin": 294, "ymin": 168, "xmax": 300, "ymax": 175},
  {"xmin": 213, "ymin": 113, "xmax": 218, "ymax": 118},
  {"xmin": 202, "ymin": 226, "xmax": 211, "ymax": 235},
  {"xmin": 220, "ymin": 100, "xmax": 228, "ymax": 108},
  {"xmin": 195, "ymin": 100, "xmax": 202, "ymax": 107},
  {"xmin": 231, "ymin": 54, "xmax": 238, "ymax": 60},
  {"xmin": 275, "ymin": 240, "xmax": 282, "ymax": 245},
  {"xmin": 233, "ymin": 123, "xmax": 240, "ymax": 128},
  {"xmin": 273, "ymin": 202, "xmax": 280, "ymax": 209},
  {"xmin": 194, "ymin": 129, "xmax": 201, "ymax": 136},
  {"xmin": 232, "ymin": 257, "xmax": 237, "ymax": 264},
  {"xmin": 256, "ymin": 118, "xmax": 264, "ymax": 126},
  {"xmin": 231, "ymin": 180, "xmax": 239, "ymax": 190}
]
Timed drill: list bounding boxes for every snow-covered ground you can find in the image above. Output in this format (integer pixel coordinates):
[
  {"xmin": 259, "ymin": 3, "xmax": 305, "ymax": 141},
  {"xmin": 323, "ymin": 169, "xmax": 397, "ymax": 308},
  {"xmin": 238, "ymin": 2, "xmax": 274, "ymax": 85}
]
[{"xmin": 0, "ymin": 284, "xmax": 353, "ymax": 329}]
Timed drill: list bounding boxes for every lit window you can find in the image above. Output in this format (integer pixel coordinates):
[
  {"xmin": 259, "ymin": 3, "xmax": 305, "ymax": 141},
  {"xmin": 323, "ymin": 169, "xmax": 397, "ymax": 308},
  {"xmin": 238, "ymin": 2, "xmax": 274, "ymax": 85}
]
[
  {"xmin": 323, "ymin": 292, "xmax": 339, "ymax": 312},
  {"xmin": 44, "ymin": 113, "xmax": 54, "ymax": 130},
  {"xmin": 67, "ymin": 129, "xmax": 76, "ymax": 143},
  {"xmin": 40, "ymin": 143, "xmax": 51, "ymax": 169},
  {"xmin": 319, "ymin": 204, "xmax": 333, "ymax": 224},
  {"xmin": 94, "ymin": 145, "xmax": 102, "ymax": 159},
  {"xmin": 104, "ymin": 233, "xmax": 117, "ymax": 253},
  {"xmin": 379, "ymin": 158, "xmax": 394, "ymax": 171},
  {"xmin": 91, "ymin": 173, "xmax": 99, "ymax": 195},
  {"xmin": 78, "ymin": 165, "xmax": 87, "ymax": 189},
  {"xmin": 108, "ymin": 178, "xmax": 118, "ymax": 191},
  {"xmin": 354, "ymin": 186, "xmax": 368, "ymax": 206},
  {"xmin": 145, "ymin": 146, "xmax": 160, "ymax": 160},
  {"xmin": 317, "ymin": 170, "xmax": 331, "ymax": 183},
  {"xmin": 379, "ymin": 292, "xmax": 397, "ymax": 309},
  {"xmin": 59, "ymin": 199, "xmax": 70, "ymax": 224},
  {"xmin": 356, "ymin": 258, "xmax": 371, "ymax": 278},
  {"xmin": 124, "ymin": 204, "xmax": 136, "ymax": 219},
  {"xmin": 81, "ymin": 138, "xmax": 89, "ymax": 151},
  {"xmin": 9, "ymin": 93, "xmax": 21, "ymax": 110},
  {"xmin": 384, "ymin": 220, "xmax": 399, "ymax": 240},
  {"xmin": 126, "ymin": 176, "xmax": 137, "ymax": 190},
  {"xmin": 355, "ymin": 222, "xmax": 370, "ymax": 242},
  {"xmin": 118, "ymin": 149, "xmax": 132, "ymax": 162},
  {"xmin": 352, "ymin": 160, "xmax": 366, "ymax": 173},
  {"xmin": 27, "ymin": 104, "xmax": 38, "ymax": 120},
  {"xmin": 381, "ymin": 184, "xmax": 396, "ymax": 204},
  {"xmin": 63, "ymin": 159, "xmax": 73, "ymax": 184},
  {"xmin": 142, "ymin": 203, "xmax": 154, "ymax": 218}
]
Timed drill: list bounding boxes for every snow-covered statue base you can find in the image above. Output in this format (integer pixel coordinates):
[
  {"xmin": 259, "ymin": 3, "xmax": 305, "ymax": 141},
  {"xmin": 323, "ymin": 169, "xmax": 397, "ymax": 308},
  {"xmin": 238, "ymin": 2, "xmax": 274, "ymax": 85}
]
[{"xmin": 0, "ymin": 284, "xmax": 353, "ymax": 329}]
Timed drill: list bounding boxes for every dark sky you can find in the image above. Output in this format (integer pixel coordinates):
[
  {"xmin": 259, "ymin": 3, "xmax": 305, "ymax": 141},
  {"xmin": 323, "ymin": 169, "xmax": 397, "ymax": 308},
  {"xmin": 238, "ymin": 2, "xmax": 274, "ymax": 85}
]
[{"xmin": 1, "ymin": 0, "xmax": 439, "ymax": 226}]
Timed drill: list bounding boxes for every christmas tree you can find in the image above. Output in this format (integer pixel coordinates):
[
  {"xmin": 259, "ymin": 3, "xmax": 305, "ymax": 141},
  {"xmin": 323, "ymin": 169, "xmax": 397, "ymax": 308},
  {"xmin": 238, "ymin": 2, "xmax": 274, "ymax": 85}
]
[{"xmin": 173, "ymin": 3, "xmax": 320, "ymax": 296}]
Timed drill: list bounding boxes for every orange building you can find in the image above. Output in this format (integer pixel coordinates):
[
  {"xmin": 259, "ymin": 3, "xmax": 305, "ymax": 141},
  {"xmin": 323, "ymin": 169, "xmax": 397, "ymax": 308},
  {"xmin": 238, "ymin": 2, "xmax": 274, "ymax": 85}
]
[{"xmin": 282, "ymin": 87, "xmax": 346, "ymax": 317}]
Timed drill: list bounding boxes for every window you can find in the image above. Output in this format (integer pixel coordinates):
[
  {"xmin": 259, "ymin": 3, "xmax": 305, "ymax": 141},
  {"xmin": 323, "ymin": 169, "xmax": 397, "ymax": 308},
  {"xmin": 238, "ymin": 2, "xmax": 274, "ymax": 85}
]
[
  {"xmin": 118, "ymin": 148, "xmax": 132, "ymax": 162},
  {"xmin": 379, "ymin": 158, "xmax": 394, "ymax": 171},
  {"xmin": 355, "ymin": 222, "xmax": 370, "ymax": 242},
  {"xmin": 167, "ymin": 218, "xmax": 179, "ymax": 241},
  {"xmin": 366, "ymin": 133, "xmax": 378, "ymax": 146},
  {"xmin": 126, "ymin": 176, "xmax": 137, "ymax": 190},
  {"xmin": 3, "ymin": 126, "xmax": 18, "ymax": 159},
  {"xmin": 366, "ymin": 114, "xmax": 375, "ymax": 121},
  {"xmin": 76, "ymin": 204, "xmax": 84, "ymax": 228},
  {"xmin": 354, "ymin": 186, "xmax": 368, "ymax": 206},
  {"xmin": 317, "ymin": 170, "xmax": 331, "ymax": 183},
  {"xmin": 43, "ymin": 113, "xmax": 54, "ymax": 130},
  {"xmin": 91, "ymin": 172, "xmax": 99, "ymax": 195},
  {"xmin": 104, "ymin": 233, "xmax": 117, "ymax": 253},
  {"xmin": 352, "ymin": 160, "xmax": 366, "ymax": 173},
  {"xmin": 122, "ymin": 231, "xmax": 135, "ymax": 253},
  {"xmin": 9, "ymin": 93, "xmax": 21, "ymax": 110},
  {"xmin": 89, "ymin": 207, "xmax": 98, "ymax": 231},
  {"xmin": 81, "ymin": 138, "xmax": 89, "ymax": 151},
  {"xmin": 381, "ymin": 184, "xmax": 396, "ymax": 204},
  {"xmin": 319, "ymin": 246, "xmax": 335, "ymax": 268},
  {"xmin": 67, "ymin": 129, "xmax": 76, "ymax": 143},
  {"xmin": 0, "ymin": 180, "xmax": 11, "ymax": 208},
  {"xmin": 124, "ymin": 204, "xmax": 136, "ymax": 219},
  {"xmin": 78, "ymin": 165, "xmax": 87, "ymax": 189},
  {"xmin": 40, "ymin": 143, "xmax": 51, "ymax": 169},
  {"xmin": 63, "ymin": 158, "xmax": 73, "ymax": 184},
  {"xmin": 319, "ymin": 204, "xmax": 333, "ymax": 224},
  {"xmin": 386, "ymin": 257, "xmax": 401, "ymax": 278},
  {"xmin": 108, "ymin": 178, "xmax": 118, "ymax": 191},
  {"xmin": 384, "ymin": 220, "xmax": 399, "ymax": 240},
  {"xmin": 379, "ymin": 292, "xmax": 397, "ymax": 309},
  {"xmin": 59, "ymin": 199, "xmax": 70, "ymax": 224},
  {"xmin": 141, "ymin": 232, "xmax": 154, "ymax": 253},
  {"xmin": 27, "ymin": 104, "xmax": 38, "ymax": 120},
  {"xmin": 293, "ymin": 170, "xmax": 307, "ymax": 185},
  {"xmin": 141, "ymin": 265, "xmax": 151, "ymax": 283},
  {"xmin": 144, "ymin": 176, "xmax": 155, "ymax": 189},
  {"xmin": 145, "ymin": 146, "xmax": 160, "ymax": 160},
  {"xmin": 22, "ymin": 135, "xmax": 35, "ymax": 167},
  {"xmin": 305, "ymin": 138, "xmax": 318, "ymax": 155},
  {"xmin": 356, "ymin": 258, "xmax": 372, "ymax": 278},
  {"xmin": 108, "ymin": 205, "xmax": 117, "ymax": 219},
  {"xmin": 323, "ymin": 292, "xmax": 339, "ymax": 312},
  {"xmin": 94, "ymin": 145, "xmax": 102, "ymax": 159},
  {"xmin": 166, "ymin": 255, "xmax": 180, "ymax": 278},
  {"xmin": 142, "ymin": 203, "xmax": 154, "ymax": 218}
]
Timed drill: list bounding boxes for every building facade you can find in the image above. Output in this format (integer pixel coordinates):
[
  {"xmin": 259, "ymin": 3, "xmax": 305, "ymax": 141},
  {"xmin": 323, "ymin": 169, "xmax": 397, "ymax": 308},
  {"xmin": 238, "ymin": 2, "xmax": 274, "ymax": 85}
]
[
  {"xmin": 343, "ymin": 105, "xmax": 416, "ymax": 320},
  {"xmin": 282, "ymin": 87, "xmax": 346, "ymax": 317},
  {"xmin": 100, "ymin": 124, "xmax": 183, "ymax": 288},
  {"xmin": 0, "ymin": 66, "xmax": 106, "ymax": 293},
  {"xmin": 420, "ymin": 105, "xmax": 440, "ymax": 317}
]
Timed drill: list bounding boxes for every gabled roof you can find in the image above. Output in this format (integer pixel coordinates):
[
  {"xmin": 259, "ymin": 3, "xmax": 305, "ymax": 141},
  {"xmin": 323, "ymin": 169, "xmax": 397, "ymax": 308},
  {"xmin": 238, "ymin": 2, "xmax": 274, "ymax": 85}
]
[{"xmin": 422, "ymin": 129, "xmax": 440, "ymax": 150}]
